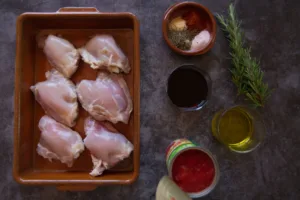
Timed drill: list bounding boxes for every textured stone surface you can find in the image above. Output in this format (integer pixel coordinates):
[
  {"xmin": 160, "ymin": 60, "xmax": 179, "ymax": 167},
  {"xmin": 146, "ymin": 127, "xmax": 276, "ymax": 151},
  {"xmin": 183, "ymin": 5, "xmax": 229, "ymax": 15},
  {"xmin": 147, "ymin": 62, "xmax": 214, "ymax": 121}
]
[{"xmin": 1, "ymin": 0, "xmax": 300, "ymax": 199}]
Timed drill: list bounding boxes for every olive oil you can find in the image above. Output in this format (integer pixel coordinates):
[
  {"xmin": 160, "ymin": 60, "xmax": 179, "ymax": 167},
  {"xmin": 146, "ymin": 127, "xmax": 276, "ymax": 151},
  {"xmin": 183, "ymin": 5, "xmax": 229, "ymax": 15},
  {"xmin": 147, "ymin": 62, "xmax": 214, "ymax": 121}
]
[{"xmin": 212, "ymin": 106, "xmax": 254, "ymax": 152}]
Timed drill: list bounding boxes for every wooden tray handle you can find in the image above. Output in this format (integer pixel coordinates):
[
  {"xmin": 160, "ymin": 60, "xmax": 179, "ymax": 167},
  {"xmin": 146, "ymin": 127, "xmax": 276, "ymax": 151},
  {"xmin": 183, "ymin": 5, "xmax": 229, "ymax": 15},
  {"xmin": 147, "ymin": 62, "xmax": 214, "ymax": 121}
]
[
  {"xmin": 57, "ymin": 7, "xmax": 99, "ymax": 13},
  {"xmin": 56, "ymin": 185, "xmax": 97, "ymax": 191}
]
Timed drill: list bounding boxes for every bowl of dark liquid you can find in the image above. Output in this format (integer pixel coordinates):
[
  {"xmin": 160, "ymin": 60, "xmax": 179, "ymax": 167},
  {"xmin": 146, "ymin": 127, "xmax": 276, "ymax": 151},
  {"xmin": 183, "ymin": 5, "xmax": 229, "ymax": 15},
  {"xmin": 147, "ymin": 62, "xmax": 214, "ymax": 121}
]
[{"xmin": 167, "ymin": 64, "xmax": 211, "ymax": 111}]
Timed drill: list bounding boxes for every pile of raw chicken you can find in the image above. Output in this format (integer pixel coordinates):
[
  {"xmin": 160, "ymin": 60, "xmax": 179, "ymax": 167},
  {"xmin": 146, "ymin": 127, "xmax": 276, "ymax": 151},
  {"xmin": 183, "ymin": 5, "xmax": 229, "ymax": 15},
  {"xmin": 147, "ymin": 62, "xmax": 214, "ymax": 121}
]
[{"xmin": 31, "ymin": 34, "xmax": 134, "ymax": 176}]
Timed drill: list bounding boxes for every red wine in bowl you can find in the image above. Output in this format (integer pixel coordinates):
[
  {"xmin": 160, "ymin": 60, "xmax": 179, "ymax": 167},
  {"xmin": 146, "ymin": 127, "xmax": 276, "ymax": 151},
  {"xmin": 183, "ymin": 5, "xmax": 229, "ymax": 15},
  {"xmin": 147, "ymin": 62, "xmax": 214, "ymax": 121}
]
[{"xmin": 167, "ymin": 65, "xmax": 211, "ymax": 111}]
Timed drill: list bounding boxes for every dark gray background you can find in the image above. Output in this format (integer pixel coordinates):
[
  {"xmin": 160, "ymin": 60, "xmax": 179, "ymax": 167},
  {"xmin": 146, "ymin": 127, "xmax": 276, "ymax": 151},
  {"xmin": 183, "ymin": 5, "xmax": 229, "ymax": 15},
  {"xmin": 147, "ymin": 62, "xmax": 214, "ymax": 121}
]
[{"xmin": 1, "ymin": 0, "xmax": 300, "ymax": 199}]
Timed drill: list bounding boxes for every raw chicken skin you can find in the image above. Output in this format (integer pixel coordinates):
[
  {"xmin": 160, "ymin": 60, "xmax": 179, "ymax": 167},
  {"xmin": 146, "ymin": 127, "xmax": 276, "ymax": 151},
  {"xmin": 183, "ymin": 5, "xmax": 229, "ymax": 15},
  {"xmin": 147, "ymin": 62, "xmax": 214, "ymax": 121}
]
[
  {"xmin": 43, "ymin": 35, "xmax": 79, "ymax": 78},
  {"xmin": 31, "ymin": 69, "xmax": 78, "ymax": 127},
  {"xmin": 79, "ymin": 35, "xmax": 130, "ymax": 73},
  {"xmin": 76, "ymin": 72, "xmax": 133, "ymax": 124},
  {"xmin": 84, "ymin": 117, "xmax": 133, "ymax": 176},
  {"xmin": 37, "ymin": 115, "xmax": 84, "ymax": 167}
]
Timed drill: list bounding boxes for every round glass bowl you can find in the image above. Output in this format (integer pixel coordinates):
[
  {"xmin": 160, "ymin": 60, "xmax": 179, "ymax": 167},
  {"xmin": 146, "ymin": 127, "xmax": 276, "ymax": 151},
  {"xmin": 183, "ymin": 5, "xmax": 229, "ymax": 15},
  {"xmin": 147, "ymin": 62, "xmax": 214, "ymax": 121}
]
[{"xmin": 166, "ymin": 64, "xmax": 212, "ymax": 111}]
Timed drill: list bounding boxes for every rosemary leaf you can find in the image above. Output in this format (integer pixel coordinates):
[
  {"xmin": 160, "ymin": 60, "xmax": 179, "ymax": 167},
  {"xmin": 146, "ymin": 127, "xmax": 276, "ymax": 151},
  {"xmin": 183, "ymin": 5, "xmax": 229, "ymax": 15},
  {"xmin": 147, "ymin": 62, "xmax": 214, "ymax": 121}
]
[{"xmin": 216, "ymin": 4, "xmax": 271, "ymax": 107}]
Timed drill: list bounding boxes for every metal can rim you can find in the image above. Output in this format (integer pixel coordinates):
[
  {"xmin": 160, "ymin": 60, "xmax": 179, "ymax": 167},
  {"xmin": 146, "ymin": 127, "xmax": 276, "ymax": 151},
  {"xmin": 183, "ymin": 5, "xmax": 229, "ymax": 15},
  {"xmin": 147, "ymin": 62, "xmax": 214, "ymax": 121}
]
[{"xmin": 167, "ymin": 146, "xmax": 220, "ymax": 198}]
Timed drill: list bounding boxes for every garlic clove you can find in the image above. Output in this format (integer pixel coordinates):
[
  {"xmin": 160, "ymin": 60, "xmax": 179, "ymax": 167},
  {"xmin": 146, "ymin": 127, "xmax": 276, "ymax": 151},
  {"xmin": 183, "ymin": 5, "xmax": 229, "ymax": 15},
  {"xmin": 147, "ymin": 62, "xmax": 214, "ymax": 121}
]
[{"xmin": 190, "ymin": 30, "xmax": 211, "ymax": 51}]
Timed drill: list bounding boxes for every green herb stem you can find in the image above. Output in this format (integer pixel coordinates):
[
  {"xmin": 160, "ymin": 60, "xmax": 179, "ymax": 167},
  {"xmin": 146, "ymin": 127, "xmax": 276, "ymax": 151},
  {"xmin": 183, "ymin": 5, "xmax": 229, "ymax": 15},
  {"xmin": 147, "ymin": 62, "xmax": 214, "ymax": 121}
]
[{"xmin": 216, "ymin": 4, "xmax": 271, "ymax": 107}]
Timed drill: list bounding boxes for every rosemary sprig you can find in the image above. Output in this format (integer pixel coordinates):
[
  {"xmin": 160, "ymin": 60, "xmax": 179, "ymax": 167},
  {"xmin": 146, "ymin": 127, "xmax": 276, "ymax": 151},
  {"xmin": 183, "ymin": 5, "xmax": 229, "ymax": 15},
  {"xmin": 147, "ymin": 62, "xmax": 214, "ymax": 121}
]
[{"xmin": 216, "ymin": 4, "xmax": 271, "ymax": 107}]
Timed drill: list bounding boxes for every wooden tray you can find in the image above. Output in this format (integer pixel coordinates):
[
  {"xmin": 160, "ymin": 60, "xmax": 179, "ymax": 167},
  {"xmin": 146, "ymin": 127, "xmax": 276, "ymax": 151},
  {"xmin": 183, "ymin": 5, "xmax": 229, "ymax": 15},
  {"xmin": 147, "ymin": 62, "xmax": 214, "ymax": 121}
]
[{"xmin": 13, "ymin": 7, "xmax": 140, "ymax": 191}]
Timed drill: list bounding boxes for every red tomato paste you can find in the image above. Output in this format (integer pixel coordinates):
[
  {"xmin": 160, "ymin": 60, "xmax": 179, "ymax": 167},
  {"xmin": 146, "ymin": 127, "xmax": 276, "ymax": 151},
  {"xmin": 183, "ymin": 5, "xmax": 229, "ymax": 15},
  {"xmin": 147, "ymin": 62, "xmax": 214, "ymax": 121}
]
[{"xmin": 172, "ymin": 149, "xmax": 215, "ymax": 193}]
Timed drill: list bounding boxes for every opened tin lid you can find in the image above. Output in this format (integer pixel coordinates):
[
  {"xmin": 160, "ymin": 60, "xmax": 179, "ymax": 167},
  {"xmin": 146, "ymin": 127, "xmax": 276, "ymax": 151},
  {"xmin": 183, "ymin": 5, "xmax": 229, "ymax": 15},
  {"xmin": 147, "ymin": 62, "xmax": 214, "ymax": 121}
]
[{"xmin": 156, "ymin": 176, "xmax": 191, "ymax": 200}]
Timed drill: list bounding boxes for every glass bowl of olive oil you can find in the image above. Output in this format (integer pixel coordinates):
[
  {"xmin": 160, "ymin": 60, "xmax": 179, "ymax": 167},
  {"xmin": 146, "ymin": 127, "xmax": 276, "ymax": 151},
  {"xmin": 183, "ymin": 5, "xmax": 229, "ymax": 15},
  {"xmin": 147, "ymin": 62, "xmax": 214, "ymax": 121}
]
[{"xmin": 211, "ymin": 106, "xmax": 265, "ymax": 153}]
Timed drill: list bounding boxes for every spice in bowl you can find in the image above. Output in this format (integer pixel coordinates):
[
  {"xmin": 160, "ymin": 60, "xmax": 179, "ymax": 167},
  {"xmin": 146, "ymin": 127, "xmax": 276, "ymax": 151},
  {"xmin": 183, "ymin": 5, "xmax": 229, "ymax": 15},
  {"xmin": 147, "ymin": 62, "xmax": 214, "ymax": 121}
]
[
  {"xmin": 167, "ymin": 29, "xmax": 198, "ymax": 51},
  {"xmin": 167, "ymin": 10, "xmax": 211, "ymax": 52},
  {"xmin": 182, "ymin": 11, "xmax": 203, "ymax": 31},
  {"xmin": 169, "ymin": 16, "xmax": 187, "ymax": 31}
]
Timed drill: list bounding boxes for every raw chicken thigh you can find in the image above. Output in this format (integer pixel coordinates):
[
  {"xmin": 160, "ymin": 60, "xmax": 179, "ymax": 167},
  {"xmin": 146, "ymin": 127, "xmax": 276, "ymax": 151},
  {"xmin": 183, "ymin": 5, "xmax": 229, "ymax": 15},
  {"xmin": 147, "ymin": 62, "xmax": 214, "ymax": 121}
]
[
  {"xmin": 79, "ymin": 35, "xmax": 130, "ymax": 73},
  {"xmin": 31, "ymin": 69, "xmax": 78, "ymax": 127},
  {"xmin": 84, "ymin": 117, "xmax": 133, "ymax": 176},
  {"xmin": 37, "ymin": 115, "xmax": 84, "ymax": 167},
  {"xmin": 43, "ymin": 35, "xmax": 79, "ymax": 78},
  {"xmin": 76, "ymin": 72, "xmax": 133, "ymax": 124}
]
